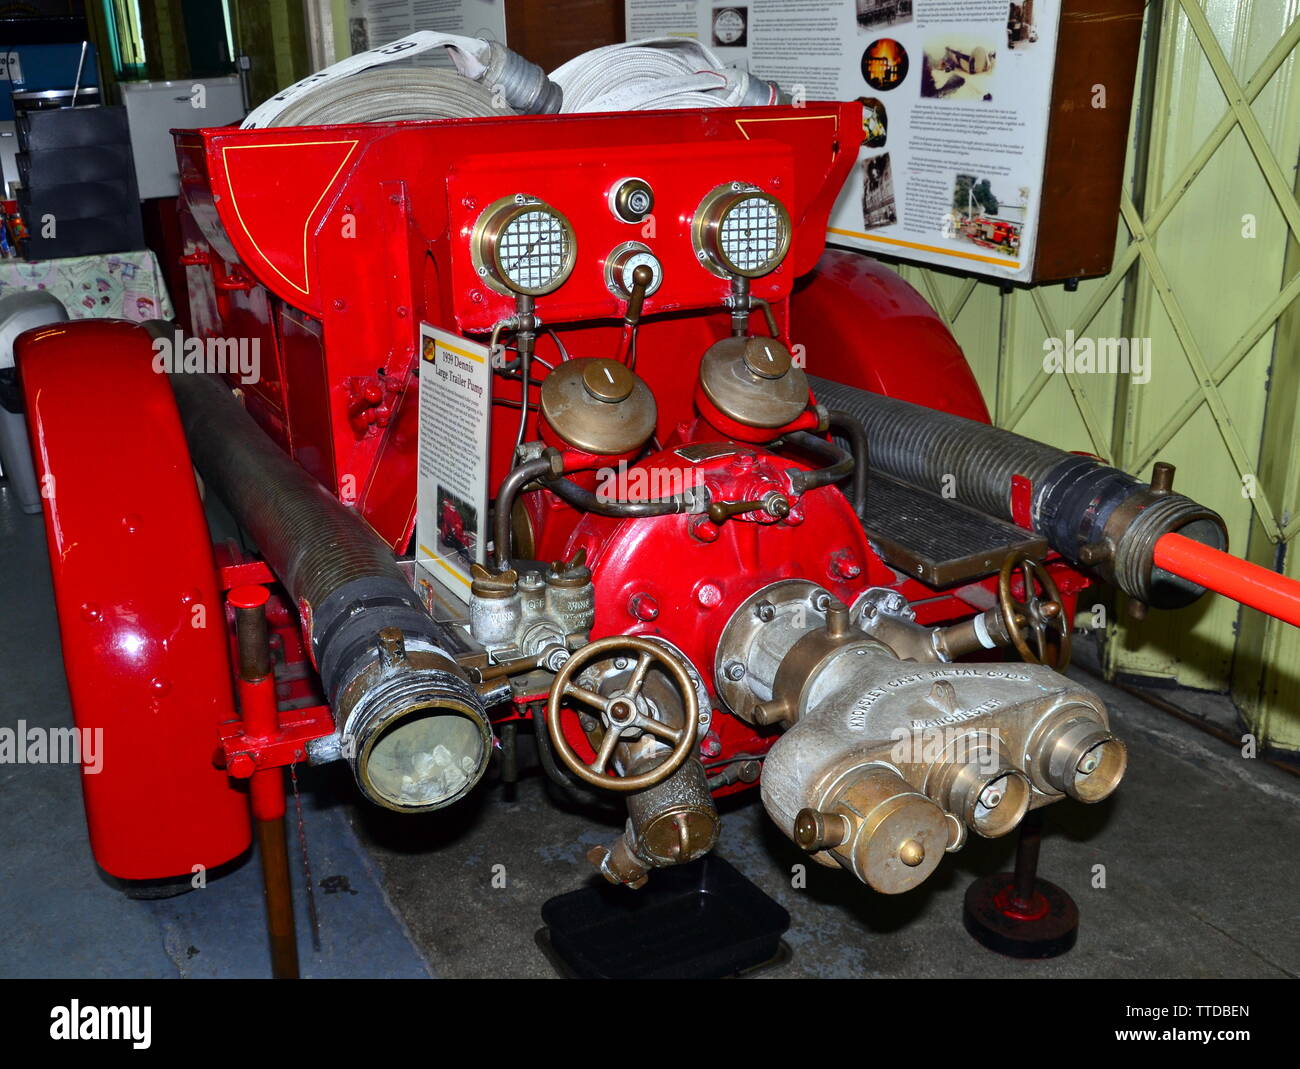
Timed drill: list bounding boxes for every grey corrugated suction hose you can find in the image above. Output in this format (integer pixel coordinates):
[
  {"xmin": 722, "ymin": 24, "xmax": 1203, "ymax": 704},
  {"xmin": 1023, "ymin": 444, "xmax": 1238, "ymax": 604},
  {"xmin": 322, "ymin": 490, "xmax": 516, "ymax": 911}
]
[{"xmin": 268, "ymin": 67, "xmax": 509, "ymax": 125}]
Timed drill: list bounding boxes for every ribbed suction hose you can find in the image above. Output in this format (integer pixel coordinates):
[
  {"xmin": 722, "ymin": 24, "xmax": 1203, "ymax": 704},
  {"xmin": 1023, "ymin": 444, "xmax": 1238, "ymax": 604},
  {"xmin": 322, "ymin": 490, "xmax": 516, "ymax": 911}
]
[
  {"xmin": 809, "ymin": 376, "xmax": 1227, "ymax": 609},
  {"xmin": 169, "ymin": 367, "xmax": 491, "ymax": 813}
]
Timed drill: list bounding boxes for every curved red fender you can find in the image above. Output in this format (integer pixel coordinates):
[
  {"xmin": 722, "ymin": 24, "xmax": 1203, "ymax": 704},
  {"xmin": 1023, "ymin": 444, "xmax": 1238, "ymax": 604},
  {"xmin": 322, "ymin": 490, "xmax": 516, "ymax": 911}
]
[
  {"xmin": 793, "ymin": 250, "xmax": 991, "ymax": 423},
  {"xmin": 19, "ymin": 320, "xmax": 250, "ymax": 880}
]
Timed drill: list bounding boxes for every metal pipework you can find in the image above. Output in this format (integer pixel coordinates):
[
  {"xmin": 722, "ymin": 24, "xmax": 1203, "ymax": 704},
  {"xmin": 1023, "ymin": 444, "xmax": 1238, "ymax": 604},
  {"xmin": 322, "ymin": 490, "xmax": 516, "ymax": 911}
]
[
  {"xmin": 588, "ymin": 757, "xmax": 720, "ymax": 889},
  {"xmin": 809, "ymin": 376, "xmax": 1227, "ymax": 609},
  {"xmin": 716, "ymin": 580, "xmax": 1125, "ymax": 894},
  {"xmin": 477, "ymin": 40, "xmax": 563, "ymax": 114},
  {"xmin": 169, "ymin": 370, "xmax": 490, "ymax": 813},
  {"xmin": 231, "ymin": 585, "xmax": 298, "ymax": 979}
]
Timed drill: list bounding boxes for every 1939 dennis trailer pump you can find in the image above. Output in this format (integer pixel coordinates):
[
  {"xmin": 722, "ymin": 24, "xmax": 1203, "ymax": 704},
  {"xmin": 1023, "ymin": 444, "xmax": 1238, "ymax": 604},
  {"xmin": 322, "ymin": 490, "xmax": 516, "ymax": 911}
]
[{"xmin": 15, "ymin": 37, "xmax": 1300, "ymax": 974}]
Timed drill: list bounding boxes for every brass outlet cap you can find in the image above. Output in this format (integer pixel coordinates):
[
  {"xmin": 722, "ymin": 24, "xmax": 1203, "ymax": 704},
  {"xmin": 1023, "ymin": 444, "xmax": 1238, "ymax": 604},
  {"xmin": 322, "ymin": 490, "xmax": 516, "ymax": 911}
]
[
  {"xmin": 742, "ymin": 336, "xmax": 792, "ymax": 379},
  {"xmin": 699, "ymin": 336, "xmax": 808, "ymax": 429},
  {"xmin": 539, "ymin": 358, "xmax": 657, "ymax": 456},
  {"xmin": 582, "ymin": 358, "xmax": 635, "ymax": 403}
]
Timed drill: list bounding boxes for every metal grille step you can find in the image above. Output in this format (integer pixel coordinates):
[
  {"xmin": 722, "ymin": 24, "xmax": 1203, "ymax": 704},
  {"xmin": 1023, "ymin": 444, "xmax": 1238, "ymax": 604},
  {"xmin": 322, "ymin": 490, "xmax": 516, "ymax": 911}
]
[{"xmin": 861, "ymin": 470, "xmax": 1047, "ymax": 587}]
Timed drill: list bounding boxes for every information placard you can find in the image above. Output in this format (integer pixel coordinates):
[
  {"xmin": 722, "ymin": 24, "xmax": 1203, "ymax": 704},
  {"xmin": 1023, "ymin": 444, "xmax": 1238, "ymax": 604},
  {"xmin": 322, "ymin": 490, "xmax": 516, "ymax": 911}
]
[
  {"xmin": 416, "ymin": 324, "xmax": 491, "ymax": 603},
  {"xmin": 625, "ymin": 1, "xmax": 1061, "ymax": 282},
  {"xmin": 345, "ymin": 0, "xmax": 507, "ymax": 60}
]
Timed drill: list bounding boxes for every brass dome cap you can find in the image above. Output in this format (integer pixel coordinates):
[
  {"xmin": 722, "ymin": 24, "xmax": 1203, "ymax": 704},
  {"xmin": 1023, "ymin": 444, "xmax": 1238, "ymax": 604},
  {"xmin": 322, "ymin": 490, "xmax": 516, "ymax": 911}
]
[
  {"xmin": 699, "ymin": 336, "xmax": 808, "ymax": 429},
  {"xmin": 539, "ymin": 358, "xmax": 657, "ymax": 456}
]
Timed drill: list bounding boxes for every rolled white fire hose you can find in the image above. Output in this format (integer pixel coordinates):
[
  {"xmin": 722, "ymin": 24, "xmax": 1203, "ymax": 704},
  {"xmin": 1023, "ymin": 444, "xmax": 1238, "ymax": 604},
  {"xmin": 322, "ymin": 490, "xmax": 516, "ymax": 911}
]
[
  {"xmin": 268, "ymin": 67, "xmax": 502, "ymax": 125},
  {"xmin": 550, "ymin": 38, "xmax": 784, "ymax": 112},
  {"xmin": 242, "ymin": 33, "xmax": 783, "ymax": 128}
]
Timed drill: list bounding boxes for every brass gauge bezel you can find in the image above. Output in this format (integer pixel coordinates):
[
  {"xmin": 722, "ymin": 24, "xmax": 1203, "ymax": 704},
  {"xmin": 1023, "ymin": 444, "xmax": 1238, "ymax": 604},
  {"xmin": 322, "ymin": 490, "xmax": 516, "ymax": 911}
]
[
  {"xmin": 470, "ymin": 195, "xmax": 578, "ymax": 297},
  {"xmin": 604, "ymin": 241, "xmax": 664, "ymax": 298},
  {"xmin": 691, "ymin": 182, "xmax": 792, "ymax": 279}
]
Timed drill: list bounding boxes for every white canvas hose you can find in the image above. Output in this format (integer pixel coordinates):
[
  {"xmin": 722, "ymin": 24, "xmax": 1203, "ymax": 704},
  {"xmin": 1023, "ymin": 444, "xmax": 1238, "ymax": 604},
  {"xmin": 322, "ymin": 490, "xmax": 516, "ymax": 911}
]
[
  {"xmin": 243, "ymin": 33, "xmax": 783, "ymax": 128},
  {"xmin": 550, "ymin": 38, "xmax": 784, "ymax": 112},
  {"xmin": 268, "ymin": 68, "xmax": 503, "ymax": 125}
]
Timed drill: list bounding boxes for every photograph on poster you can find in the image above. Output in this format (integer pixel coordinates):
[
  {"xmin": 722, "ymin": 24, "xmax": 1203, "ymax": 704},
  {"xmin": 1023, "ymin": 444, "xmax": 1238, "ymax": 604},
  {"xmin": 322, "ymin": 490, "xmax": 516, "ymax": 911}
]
[
  {"xmin": 1007, "ymin": 1, "xmax": 1040, "ymax": 49},
  {"xmin": 920, "ymin": 39, "xmax": 998, "ymax": 101},
  {"xmin": 948, "ymin": 173, "xmax": 1027, "ymax": 254},
  {"xmin": 861, "ymin": 38, "xmax": 909, "ymax": 91},
  {"xmin": 862, "ymin": 153, "xmax": 897, "ymax": 230},
  {"xmin": 712, "ymin": 6, "xmax": 749, "ymax": 47},
  {"xmin": 436, "ymin": 486, "xmax": 479, "ymax": 568},
  {"xmin": 856, "ymin": 0, "xmax": 912, "ymax": 30},
  {"xmin": 859, "ymin": 96, "xmax": 888, "ymax": 147}
]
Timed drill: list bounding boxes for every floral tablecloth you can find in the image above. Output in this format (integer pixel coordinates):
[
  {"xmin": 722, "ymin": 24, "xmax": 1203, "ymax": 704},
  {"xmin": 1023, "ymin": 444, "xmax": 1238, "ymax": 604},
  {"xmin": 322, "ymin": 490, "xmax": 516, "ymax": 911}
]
[{"xmin": 0, "ymin": 249, "xmax": 173, "ymax": 322}]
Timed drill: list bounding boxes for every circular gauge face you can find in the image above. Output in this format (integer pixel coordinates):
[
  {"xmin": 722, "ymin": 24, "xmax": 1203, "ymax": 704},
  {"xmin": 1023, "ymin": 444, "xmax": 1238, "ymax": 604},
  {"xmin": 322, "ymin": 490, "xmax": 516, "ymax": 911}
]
[
  {"xmin": 693, "ymin": 185, "xmax": 792, "ymax": 278},
  {"xmin": 606, "ymin": 243, "xmax": 664, "ymax": 298},
  {"xmin": 472, "ymin": 197, "xmax": 577, "ymax": 296}
]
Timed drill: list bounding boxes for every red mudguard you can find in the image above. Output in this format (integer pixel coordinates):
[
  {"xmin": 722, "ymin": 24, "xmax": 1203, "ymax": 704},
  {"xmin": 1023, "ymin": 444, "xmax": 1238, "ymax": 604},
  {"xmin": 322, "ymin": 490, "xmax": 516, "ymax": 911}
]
[
  {"xmin": 19, "ymin": 319, "xmax": 250, "ymax": 880},
  {"xmin": 793, "ymin": 250, "xmax": 991, "ymax": 423}
]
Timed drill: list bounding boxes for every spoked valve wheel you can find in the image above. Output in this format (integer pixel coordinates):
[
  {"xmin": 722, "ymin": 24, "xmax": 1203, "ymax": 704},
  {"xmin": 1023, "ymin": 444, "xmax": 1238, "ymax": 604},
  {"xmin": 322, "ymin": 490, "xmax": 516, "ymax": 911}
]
[
  {"xmin": 545, "ymin": 635, "xmax": 700, "ymax": 792},
  {"xmin": 998, "ymin": 554, "xmax": 1072, "ymax": 670}
]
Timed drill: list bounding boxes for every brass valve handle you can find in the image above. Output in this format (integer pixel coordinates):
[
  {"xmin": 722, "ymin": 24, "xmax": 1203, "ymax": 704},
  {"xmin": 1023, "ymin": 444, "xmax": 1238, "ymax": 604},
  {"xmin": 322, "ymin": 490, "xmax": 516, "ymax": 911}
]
[
  {"xmin": 998, "ymin": 553, "xmax": 1072, "ymax": 669},
  {"xmin": 546, "ymin": 634, "xmax": 700, "ymax": 792},
  {"xmin": 624, "ymin": 263, "xmax": 654, "ymax": 326}
]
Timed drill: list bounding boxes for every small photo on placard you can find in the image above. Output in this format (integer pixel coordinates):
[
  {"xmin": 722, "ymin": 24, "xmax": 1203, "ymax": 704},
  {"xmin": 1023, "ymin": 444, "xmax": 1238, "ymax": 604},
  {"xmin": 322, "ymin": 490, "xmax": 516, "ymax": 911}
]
[
  {"xmin": 712, "ymin": 6, "xmax": 748, "ymax": 48},
  {"xmin": 947, "ymin": 174, "xmax": 1028, "ymax": 256},
  {"xmin": 862, "ymin": 153, "xmax": 897, "ymax": 231},
  {"xmin": 856, "ymin": 0, "xmax": 913, "ymax": 32},
  {"xmin": 858, "ymin": 96, "xmax": 888, "ymax": 148},
  {"xmin": 1007, "ymin": 2, "xmax": 1041, "ymax": 50},
  {"xmin": 861, "ymin": 39, "xmax": 909, "ymax": 92},
  {"xmin": 920, "ymin": 40, "xmax": 998, "ymax": 102}
]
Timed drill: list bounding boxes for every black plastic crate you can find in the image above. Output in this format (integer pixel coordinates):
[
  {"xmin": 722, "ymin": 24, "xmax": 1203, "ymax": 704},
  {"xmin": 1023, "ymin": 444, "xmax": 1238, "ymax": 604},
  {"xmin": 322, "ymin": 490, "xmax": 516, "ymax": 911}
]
[
  {"xmin": 19, "ymin": 178, "xmax": 141, "ymax": 223},
  {"xmin": 20, "ymin": 214, "xmax": 146, "ymax": 259},
  {"xmin": 17, "ymin": 143, "xmax": 136, "ymax": 188},
  {"xmin": 15, "ymin": 105, "xmax": 131, "ymax": 153},
  {"xmin": 538, "ymin": 855, "xmax": 790, "ymax": 979}
]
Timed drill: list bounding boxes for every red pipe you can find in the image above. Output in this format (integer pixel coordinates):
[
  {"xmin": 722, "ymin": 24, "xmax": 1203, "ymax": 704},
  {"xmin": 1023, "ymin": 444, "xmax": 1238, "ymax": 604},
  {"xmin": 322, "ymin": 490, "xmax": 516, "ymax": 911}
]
[{"xmin": 1154, "ymin": 532, "xmax": 1300, "ymax": 627}]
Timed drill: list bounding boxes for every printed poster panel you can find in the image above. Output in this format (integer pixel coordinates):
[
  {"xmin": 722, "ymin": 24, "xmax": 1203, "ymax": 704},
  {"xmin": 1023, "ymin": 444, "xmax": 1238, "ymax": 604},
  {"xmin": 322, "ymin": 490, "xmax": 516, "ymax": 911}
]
[
  {"xmin": 625, "ymin": 0, "xmax": 1060, "ymax": 282},
  {"xmin": 416, "ymin": 324, "xmax": 491, "ymax": 604},
  {"xmin": 345, "ymin": 0, "xmax": 508, "ymax": 63}
]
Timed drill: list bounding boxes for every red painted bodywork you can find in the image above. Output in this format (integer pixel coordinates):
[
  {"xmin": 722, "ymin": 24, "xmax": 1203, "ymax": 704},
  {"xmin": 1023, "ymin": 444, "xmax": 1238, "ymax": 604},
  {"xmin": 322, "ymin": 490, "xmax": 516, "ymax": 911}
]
[
  {"xmin": 19, "ymin": 104, "xmax": 1094, "ymax": 867},
  {"xmin": 19, "ymin": 321, "xmax": 251, "ymax": 879},
  {"xmin": 173, "ymin": 104, "xmax": 860, "ymax": 548},
  {"xmin": 791, "ymin": 249, "xmax": 990, "ymax": 421}
]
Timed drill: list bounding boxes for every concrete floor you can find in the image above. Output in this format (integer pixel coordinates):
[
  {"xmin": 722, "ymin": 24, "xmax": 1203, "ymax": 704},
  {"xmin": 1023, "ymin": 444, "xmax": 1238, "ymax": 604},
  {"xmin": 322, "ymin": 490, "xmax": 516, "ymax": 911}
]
[{"xmin": 3, "ymin": 479, "xmax": 1298, "ymax": 978}]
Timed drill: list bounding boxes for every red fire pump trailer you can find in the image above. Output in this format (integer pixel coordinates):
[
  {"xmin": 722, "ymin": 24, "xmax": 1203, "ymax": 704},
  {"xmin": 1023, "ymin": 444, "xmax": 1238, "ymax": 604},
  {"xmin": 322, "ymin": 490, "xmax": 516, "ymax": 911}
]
[{"xmin": 17, "ymin": 100, "xmax": 1300, "ymax": 973}]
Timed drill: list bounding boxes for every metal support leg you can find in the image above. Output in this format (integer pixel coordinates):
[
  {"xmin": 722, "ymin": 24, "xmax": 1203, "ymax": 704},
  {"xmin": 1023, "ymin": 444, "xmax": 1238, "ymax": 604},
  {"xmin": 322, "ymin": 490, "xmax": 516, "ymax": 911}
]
[
  {"xmin": 961, "ymin": 808, "xmax": 1079, "ymax": 958},
  {"xmin": 232, "ymin": 585, "xmax": 300, "ymax": 979}
]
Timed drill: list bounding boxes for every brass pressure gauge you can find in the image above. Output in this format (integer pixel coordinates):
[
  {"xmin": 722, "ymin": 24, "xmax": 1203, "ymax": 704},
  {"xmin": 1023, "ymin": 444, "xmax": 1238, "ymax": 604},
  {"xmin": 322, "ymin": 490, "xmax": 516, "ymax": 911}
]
[
  {"xmin": 605, "ymin": 242, "xmax": 663, "ymax": 299},
  {"xmin": 471, "ymin": 195, "xmax": 577, "ymax": 296},
  {"xmin": 609, "ymin": 178, "xmax": 654, "ymax": 224},
  {"xmin": 692, "ymin": 183, "xmax": 792, "ymax": 278},
  {"xmin": 539, "ymin": 357, "xmax": 658, "ymax": 456}
]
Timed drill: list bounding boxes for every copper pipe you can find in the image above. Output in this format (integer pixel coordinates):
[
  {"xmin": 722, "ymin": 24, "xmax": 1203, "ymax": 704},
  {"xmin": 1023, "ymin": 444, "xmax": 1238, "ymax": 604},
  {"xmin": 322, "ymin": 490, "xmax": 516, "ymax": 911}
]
[
  {"xmin": 255, "ymin": 814, "xmax": 300, "ymax": 980},
  {"xmin": 235, "ymin": 588, "xmax": 300, "ymax": 979}
]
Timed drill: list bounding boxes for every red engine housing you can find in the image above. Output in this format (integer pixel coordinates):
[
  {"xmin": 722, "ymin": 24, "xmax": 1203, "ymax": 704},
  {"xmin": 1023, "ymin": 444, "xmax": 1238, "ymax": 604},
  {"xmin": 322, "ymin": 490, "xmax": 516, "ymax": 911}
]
[{"xmin": 18, "ymin": 104, "xmax": 1088, "ymax": 877}]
